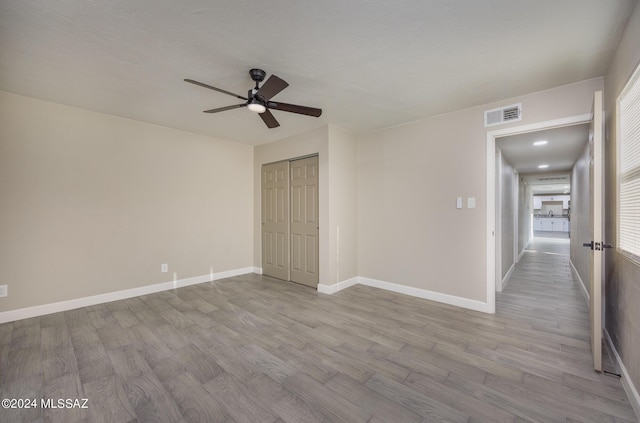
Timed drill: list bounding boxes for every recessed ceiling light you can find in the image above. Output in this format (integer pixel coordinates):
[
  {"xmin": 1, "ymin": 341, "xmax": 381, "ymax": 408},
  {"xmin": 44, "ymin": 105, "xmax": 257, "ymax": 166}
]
[
  {"xmin": 538, "ymin": 164, "xmax": 549, "ymax": 169},
  {"xmin": 533, "ymin": 140, "xmax": 548, "ymax": 146}
]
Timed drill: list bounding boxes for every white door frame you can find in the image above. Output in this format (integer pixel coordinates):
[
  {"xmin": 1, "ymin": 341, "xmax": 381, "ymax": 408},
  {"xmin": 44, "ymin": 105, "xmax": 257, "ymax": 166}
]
[{"xmin": 485, "ymin": 113, "xmax": 591, "ymax": 313}]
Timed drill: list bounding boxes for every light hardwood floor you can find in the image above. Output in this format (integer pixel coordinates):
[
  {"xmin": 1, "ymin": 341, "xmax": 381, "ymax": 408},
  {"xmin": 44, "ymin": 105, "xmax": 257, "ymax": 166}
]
[{"xmin": 0, "ymin": 238, "xmax": 637, "ymax": 422}]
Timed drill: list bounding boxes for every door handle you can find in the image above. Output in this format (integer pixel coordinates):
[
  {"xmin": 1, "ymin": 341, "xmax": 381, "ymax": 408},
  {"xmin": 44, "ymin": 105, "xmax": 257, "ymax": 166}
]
[{"xmin": 583, "ymin": 241, "xmax": 612, "ymax": 250}]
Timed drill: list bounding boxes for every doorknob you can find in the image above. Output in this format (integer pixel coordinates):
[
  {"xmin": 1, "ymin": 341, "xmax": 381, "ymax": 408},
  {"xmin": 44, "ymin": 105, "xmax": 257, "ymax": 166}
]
[
  {"xmin": 602, "ymin": 243, "xmax": 613, "ymax": 249},
  {"xmin": 582, "ymin": 241, "xmax": 594, "ymax": 249}
]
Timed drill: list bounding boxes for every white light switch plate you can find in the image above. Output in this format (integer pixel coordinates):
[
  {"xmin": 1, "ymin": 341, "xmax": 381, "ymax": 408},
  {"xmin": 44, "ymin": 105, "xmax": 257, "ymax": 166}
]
[
  {"xmin": 467, "ymin": 197, "xmax": 476, "ymax": 208},
  {"xmin": 456, "ymin": 197, "xmax": 463, "ymax": 209}
]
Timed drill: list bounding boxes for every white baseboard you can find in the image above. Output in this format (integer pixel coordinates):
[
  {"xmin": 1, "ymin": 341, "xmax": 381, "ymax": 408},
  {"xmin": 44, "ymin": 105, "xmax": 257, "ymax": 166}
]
[
  {"xmin": 317, "ymin": 277, "xmax": 359, "ymax": 294},
  {"xmin": 253, "ymin": 266, "xmax": 263, "ymax": 275},
  {"xmin": 570, "ymin": 260, "xmax": 590, "ymax": 306},
  {"xmin": 0, "ymin": 266, "xmax": 255, "ymax": 324},
  {"xmin": 499, "ymin": 262, "xmax": 516, "ymax": 292},
  {"xmin": 518, "ymin": 247, "xmax": 526, "ymax": 261},
  {"xmin": 319, "ymin": 275, "xmax": 489, "ymax": 313},
  {"xmin": 604, "ymin": 328, "xmax": 640, "ymax": 420}
]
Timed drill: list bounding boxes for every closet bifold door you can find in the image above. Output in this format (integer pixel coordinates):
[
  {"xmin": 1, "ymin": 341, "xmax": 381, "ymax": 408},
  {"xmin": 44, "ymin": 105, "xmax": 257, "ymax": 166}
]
[
  {"xmin": 261, "ymin": 161, "xmax": 290, "ymax": 281},
  {"xmin": 289, "ymin": 156, "xmax": 319, "ymax": 288}
]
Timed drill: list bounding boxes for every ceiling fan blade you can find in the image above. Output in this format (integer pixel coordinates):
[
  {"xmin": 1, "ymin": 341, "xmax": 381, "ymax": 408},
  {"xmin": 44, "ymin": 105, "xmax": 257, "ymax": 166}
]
[
  {"xmin": 259, "ymin": 109, "xmax": 280, "ymax": 128},
  {"xmin": 255, "ymin": 75, "xmax": 289, "ymax": 101},
  {"xmin": 268, "ymin": 101, "xmax": 322, "ymax": 117},
  {"xmin": 185, "ymin": 79, "xmax": 248, "ymax": 100},
  {"xmin": 203, "ymin": 104, "xmax": 246, "ymax": 113}
]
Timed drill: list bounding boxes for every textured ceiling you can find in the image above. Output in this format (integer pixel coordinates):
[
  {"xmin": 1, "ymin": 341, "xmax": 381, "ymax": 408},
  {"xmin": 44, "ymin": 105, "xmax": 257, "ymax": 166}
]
[
  {"xmin": 0, "ymin": 0, "xmax": 636, "ymax": 145},
  {"xmin": 497, "ymin": 124, "xmax": 590, "ymax": 194}
]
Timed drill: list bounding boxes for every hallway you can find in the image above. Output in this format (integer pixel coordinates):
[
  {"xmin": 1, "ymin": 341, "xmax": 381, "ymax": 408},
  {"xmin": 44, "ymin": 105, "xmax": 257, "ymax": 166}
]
[{"xmin": 496, "ymin": 236, "xmax": 637, "ymax": 421}]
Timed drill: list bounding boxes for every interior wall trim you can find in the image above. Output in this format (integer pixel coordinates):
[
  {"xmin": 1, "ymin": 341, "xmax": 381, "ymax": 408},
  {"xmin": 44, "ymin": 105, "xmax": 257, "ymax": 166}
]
[
  {"xmin": 0, "ymin": 266, "xmax": 255, "ymax": 324},
  {"xmin": 319, "ymin": 276, "xmax": 490, "ymax": 313},
  {"xmin": 317, "ymin": 277, "xmax": 359, "ymax": 294},
  {"xmin": 570, "ymin": 259, "xmax": 590, "ymax": 306},
  {"xmin": 500, "ymin": 262, "xmax": 516, "ymax": 292},
  {"xmin": 486, "ymin": 113, "xmax": 593, "ymax": 315},
  {"xmin": 604, "ymin": 328, "xmax": 640, "ymax": 420}
]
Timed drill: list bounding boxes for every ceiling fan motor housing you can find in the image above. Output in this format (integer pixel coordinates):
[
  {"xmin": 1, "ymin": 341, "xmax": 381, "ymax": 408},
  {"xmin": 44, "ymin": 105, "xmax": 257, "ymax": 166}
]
[{"xmin": 249, "ymin": 68, "xmax": 266, "ymax": 83}]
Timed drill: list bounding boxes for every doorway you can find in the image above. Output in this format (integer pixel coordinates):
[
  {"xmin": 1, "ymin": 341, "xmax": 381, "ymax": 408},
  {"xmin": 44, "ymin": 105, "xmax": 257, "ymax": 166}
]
[
  {"xmin": 487, "ymin": 91, "xmax": 606, "ymax": 372},
  {"xmin": 261, "ymin": 155, "xmax": 319, "ymax": 288},
  {"xmin": 486, "ymin": 114, "xmax": 591, "ymax": 313}
]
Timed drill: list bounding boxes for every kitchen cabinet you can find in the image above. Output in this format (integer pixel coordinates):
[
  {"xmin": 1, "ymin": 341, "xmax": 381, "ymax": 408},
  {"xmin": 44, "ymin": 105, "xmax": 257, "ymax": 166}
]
[
  {"xmin": 533, "ymin": 218, "xmax": 542, "ymax": 231},
  {"xmin": 533, "ymin": 195, "xmax": 570, "ymax": 210},
  {"xmin": 533, "ymin": 196, "xmax": 542, "ymax": 209},
  {"xmin": 533, "ymin": 217, "xmax": 569, "ymax": 232},
  {"xmin": 552, "ymin": 218, "xmax": 565, "ymax": 232}
]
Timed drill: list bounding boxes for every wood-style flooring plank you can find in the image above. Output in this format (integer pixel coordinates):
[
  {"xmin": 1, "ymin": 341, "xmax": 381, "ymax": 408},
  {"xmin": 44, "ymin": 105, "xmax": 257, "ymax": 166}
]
[{"xmin": 0, "ymin": 237, "xmax": 636, "ymax": 423}]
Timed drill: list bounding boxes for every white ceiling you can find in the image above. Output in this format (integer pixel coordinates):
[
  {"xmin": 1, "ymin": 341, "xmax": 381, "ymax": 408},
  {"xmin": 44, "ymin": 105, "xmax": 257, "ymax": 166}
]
[
  {"xmin": 0, "ymin": 1, "xmax": 636, "ymax": 145},
  {"xmin": 496, "ymin": 124, "xmax": 590, "ymax": 194}
]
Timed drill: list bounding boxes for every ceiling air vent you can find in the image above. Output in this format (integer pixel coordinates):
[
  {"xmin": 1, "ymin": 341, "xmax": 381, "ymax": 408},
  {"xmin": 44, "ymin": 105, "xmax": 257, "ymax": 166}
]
[{"xmin": 484, "ymin": 103, "xmax": 522, "ymax": 127}]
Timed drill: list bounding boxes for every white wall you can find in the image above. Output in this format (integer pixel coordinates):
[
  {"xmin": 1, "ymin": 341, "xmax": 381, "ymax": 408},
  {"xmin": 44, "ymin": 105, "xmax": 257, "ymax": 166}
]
[{"xmin": 0, "ymin": 91, "xmax": 254, "ymax": 313}]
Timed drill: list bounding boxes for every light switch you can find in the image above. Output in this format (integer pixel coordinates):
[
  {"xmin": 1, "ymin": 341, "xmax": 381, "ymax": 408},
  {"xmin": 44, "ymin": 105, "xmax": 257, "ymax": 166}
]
[
  {"xmin": 467, "ymin": 197, "xmax": 476, "ymax": 208},
  {"xmin": 456, "ymin": 197, "xmax": 463, "ymax": 209}
]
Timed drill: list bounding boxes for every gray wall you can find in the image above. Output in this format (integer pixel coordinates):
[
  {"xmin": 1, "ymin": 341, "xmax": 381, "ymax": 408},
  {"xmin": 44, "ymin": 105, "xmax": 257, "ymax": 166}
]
[
  {"xmin": 499, "ymin": 150, "xmax": 517, "ymax": 282},
  {"xmin": 570, "ymin": 143, "xmax": 591, "ymax": 296},
  {"xmin": 603, "ymin": 0, "xmax": 640, "ymax": 400},
  {"xmin": 518, "ymin": 178, "xmax": 531, "ymax": 255}
]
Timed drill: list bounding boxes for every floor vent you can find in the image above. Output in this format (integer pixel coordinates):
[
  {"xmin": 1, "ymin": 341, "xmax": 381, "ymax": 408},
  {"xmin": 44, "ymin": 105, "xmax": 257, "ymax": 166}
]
[{"xmin": 484, "ymin": 103, "xmax": 522, "ymax": 127}]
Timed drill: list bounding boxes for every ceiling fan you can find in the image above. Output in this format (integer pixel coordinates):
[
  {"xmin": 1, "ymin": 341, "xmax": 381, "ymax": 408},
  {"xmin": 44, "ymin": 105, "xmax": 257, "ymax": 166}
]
[{"xmin": 185, "ymin": 68, "xmax": 322, "ymax": 128}]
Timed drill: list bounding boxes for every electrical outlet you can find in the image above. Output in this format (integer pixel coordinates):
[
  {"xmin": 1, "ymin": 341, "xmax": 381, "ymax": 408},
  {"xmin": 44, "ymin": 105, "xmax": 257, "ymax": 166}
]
[
  {"xmin": 0, "ymin": 285, "xmax": 7, "ymax": 297},
  {"xmin": 161, "ymin": 264, "xmax": 168, "ymax": 273}
]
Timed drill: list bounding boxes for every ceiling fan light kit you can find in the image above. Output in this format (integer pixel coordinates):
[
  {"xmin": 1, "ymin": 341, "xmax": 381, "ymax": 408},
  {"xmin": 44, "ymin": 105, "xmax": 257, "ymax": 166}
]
[
  {"xmin": 247, "ymin": 99, "xmax": 266, "ymax": 113},
  {"xmin": 185, "ymin": 68, "xmax": 322, "ymax": 128}
]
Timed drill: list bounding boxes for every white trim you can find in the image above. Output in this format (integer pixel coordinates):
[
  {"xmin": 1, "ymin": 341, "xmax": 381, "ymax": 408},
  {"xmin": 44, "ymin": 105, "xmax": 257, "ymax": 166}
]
[
  {"xmin": 518, "ymin": 247, "xmax": 526, "ymax": 261},
  {"xmin": 359, "ymin": 277, "xmax": 490, "ymax": 313},
  {"xmin": 252, "ymin": 266, "xmax": 263, "ymax": 275},
  {"xmin": 318, "ymin": 276, "xmax": 489, "ymax": 313},
  {"xmin": 570, "ymin": 260, "xmax": 590, "ymax": 306},
  {"xmin": 358, "ymin": 277, "xmax": 489, "ymax": 313},
  {"xmin": 486, "ymin": 114, "xmax": 592, "ymax": 316},
  {"xmin": 500, "ymin": 262, "xmax": 516, "ymax": 292},
  {"xmin": 317, "ymin": 277, "xmax": 359, "ymax": 294},
  {"xmin": 0, "ymin": 267, "xmax": 255, "ymax": 324},
  {"xmin": 604, "ymin": 328, "xmax": 640, "ymax": 420}
]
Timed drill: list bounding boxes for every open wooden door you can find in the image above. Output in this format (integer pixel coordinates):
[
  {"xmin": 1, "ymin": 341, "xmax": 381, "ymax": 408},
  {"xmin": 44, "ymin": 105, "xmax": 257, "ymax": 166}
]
[{"xmin": 583, "ymin": 90, "xmax": 605, "ymax": 372}]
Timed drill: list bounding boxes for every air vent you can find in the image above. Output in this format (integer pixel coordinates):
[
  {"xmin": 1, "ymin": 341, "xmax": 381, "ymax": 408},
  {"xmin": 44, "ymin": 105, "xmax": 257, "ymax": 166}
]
[
  {"xmin": 537, "ymin": 176, "xmax": 567, "ymax": 182},
  {"xmin": 484, "ymin": 103, "xmax": 522, "ymax": 127}
]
